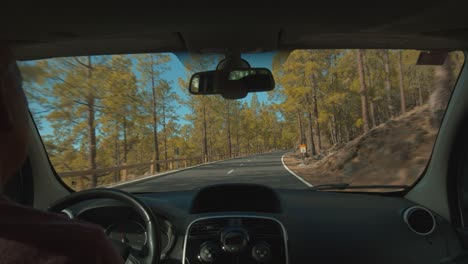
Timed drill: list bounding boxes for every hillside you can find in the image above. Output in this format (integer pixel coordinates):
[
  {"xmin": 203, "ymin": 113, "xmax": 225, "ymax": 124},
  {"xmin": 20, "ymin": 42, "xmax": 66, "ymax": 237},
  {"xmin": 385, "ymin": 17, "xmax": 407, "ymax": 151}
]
[{"xmin": 283, "ymin": 104, "xmax": 439, "ymax": 188}]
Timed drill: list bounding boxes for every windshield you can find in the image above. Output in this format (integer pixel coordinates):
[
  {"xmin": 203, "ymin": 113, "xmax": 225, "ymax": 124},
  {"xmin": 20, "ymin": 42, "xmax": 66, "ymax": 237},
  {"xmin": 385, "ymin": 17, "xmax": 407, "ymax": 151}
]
[{"xmin": 19, "ymin": 50, "xmax": 464, "ymax": 192}]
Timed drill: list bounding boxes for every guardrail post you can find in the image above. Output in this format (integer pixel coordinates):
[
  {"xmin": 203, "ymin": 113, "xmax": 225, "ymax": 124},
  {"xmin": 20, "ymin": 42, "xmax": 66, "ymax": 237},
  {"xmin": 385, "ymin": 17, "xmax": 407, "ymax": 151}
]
[{"xmin": 184, "ymin": 159, "xmax": 187, "ymax": 168}]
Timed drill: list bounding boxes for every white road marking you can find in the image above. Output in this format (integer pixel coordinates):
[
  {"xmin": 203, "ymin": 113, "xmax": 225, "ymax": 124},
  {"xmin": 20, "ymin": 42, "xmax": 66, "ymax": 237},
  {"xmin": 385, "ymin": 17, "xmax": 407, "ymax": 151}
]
[
  {"xmin": 240, "ymin": 164, "xmax": 244, "ymax": 166},
  {"xmin": 109, "ymin": 158, "xmax": 238, "ymax": 188},
  {"xmin": 281, "ymin": 153, "xmax": 313, "ymax": 187},
  {"xmin": 247, "ymin": 160, "xmax": 251, "ymax": 162},
  {"xmin": 227, "ymin": 169, "xmax": 235, "ymax": 174}
]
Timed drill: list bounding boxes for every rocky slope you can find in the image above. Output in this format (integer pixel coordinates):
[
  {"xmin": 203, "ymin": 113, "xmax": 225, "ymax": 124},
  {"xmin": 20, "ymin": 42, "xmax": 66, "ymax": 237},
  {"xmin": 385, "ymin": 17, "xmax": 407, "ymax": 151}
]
[{"xmin": 284, "ymin": 105, "xmax": 439, "ymax": 188}]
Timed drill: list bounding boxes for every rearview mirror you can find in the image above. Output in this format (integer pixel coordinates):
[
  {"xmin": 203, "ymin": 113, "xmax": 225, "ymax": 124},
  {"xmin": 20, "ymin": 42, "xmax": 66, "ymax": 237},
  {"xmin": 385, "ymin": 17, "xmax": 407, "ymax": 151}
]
[{"xmin": 189, "ymin": 68, "xmax": 275, "ymax": 99}]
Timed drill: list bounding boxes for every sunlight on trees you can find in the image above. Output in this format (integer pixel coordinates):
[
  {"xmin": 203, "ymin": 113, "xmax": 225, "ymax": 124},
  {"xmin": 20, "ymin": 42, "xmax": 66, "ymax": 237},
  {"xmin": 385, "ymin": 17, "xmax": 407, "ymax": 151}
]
[{"xmin": 19, "ymin": 50, "xmax": 464, "ymax": 188}]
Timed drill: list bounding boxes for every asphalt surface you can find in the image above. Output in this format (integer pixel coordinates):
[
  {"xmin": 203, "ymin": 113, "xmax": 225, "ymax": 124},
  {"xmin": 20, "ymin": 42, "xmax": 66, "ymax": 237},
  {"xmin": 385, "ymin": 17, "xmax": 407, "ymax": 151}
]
[{"xmin": 118, "ymin": 151, "xmax": 309, "ymax": 192}]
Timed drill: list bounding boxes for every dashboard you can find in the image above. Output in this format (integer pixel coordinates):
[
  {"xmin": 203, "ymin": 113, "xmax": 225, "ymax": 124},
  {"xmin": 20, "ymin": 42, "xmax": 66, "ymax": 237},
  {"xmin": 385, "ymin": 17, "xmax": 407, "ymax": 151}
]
[
  {"xmin": 66, "ymin": 183, "xmax": 464, "ymax": 264},
  {"xmin": 75, "ymin": 205, "xmax": 175, "ymax": 259}
]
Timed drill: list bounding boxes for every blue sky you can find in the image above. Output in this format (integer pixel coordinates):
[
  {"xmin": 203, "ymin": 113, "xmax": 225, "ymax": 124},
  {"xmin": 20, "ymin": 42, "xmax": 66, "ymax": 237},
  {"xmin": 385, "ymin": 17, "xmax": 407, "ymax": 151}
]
[
  {"xmin": 27, "ymin": 52, "xmax": 277, "ymax": 136},
  {"xmin": 163, "ymin": 52, "xmax": 276, "ymax": 122}
]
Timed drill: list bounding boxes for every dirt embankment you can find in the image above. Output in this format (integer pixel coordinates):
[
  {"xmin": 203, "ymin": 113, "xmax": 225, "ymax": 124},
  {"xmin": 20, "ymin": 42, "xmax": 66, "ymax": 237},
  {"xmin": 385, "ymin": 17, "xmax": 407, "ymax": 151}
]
[{"xmin": 283, "ymin": 105, "xmax": 438, "ymax": 187}]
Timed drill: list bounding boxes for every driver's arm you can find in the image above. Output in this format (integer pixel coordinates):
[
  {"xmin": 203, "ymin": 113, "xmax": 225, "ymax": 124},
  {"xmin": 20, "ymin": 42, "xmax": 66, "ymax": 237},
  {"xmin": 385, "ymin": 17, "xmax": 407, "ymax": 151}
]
[
  {"xmin": 0, "ymin": 195, "xmax": 124, "ymax": 264},
  {"xmin": 74, "ymin": 219, "xmax": 126, "ymax": 264},
  {"xmin": 0, "ymin": 46, "xmax": 124, "ymax": 264}
]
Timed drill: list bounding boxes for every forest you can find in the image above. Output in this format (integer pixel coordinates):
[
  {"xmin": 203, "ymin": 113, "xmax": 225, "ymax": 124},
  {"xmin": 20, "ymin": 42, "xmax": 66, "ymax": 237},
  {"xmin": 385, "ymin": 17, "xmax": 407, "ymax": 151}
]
[{"xmin": 19, "ymin": 50, "xmax": 464, "ymax": 189}]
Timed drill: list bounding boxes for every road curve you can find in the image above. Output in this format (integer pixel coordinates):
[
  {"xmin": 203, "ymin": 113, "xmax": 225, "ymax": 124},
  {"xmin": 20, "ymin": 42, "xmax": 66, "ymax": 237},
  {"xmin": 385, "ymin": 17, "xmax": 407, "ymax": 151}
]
[{"xmin": 118, "ymin": 151, "xmax": 309, "ymax": 193}]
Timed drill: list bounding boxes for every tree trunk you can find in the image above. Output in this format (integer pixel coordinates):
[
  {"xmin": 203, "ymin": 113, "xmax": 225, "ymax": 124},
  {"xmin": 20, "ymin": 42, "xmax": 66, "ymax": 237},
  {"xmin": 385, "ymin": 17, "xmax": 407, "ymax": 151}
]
[
  {"xmin": 150, "ymin": 55, "xmax": 160, "ymax": 172},
  {"xmin": 226, "ymin": 101, "xmax": 232, "ymax": 158},
  {"xmin": 122, "ymin": 116, "xmax": 128, "ymax": 164},
  {"xmin": 337, "ymin": 111, "xmax": 343, "ymax": 143},
  {"xmin": 356, "ymin": 50, "xmax": 370, "ymax": 132},
  {"xmin": 376, "ymin": 103, "xmax": 384, "ymax": 125},
  {"xmin": 363, "ymin": 59, "xmax": 377, "ymax": 128},
  {"xmin": 369, "ymin": 100, "xmax": 377, "ymax": 128},
  {"xmin": 383, "ymin": 50, "xmax": 394, "ymax": 118},
  {"xmin": 297, "ymin": 111, "xmax": 305, "ymax": 145},
  {"xmin": 209, "ymin": 121, "xmax": 215, "ymax": 157},
  {"xmin": 332, "ymin": 111, "xmax": 339, "ymax": 144},
  {"xmin": 397, "ymin": 51, "xmax": 406, "ymax": 114},
  {"xmin": 311, "ymin": 74, "xmax": 322, "ymax": 152},
  {"xmin": 202, "ymin": 102, "xmax": 208, "ymax": 162},
  {"xmin": 328, "ymin": 122, "xmax": 335, "ymax": 145},
  {"xmin": 335, "ymin": 109, "xmax": 340, "ymax": 143},
  {"xmin": 113, "ymin": 124, "xmax": 119, "ymax": 183},
  {"xmin": 161, "ymin": 93, "xmax": 168, "ymax": 163},
  {"xmin": 255, "ymin": 122, "xmax": 260, "ymax": 153},
  {"xmin": 87, "ymin": 98, "xmax": 97, "ymax": 187},
  {"xmin": 411, "ymin": 88, "xmax": 418, "ymax": 109},
  {"xmin": 344, "ymin": 122, "xmax": 350, "ymax": 142},
  {"xmin": 306, "ymin": 110, "xmax": 317, "ymax": 156},
  {"xmin": 163, "ymin": 132, "xmax": 167, "ymax": 166},
  {"xmin": 236, "ymin": 118, "xmax": 240, "ymax": 156},
  {"xmin": 86, "ymin": 56, "xmax": 98, "ymax": 188}
]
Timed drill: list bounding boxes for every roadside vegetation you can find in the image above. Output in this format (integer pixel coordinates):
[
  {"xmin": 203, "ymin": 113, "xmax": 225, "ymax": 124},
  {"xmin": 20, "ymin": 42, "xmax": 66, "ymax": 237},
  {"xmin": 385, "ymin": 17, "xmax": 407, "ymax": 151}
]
[{"xmin": 19, "ymin": 50, "xmax": 464, "ymax": 189}]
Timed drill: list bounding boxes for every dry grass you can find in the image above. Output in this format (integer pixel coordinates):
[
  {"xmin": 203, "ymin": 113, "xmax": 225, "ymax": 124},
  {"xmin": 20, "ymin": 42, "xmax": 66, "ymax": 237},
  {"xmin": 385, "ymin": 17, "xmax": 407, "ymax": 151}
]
[{"xmin": 283, "ymin": 105, "xmax": 437, "ymax": 189}]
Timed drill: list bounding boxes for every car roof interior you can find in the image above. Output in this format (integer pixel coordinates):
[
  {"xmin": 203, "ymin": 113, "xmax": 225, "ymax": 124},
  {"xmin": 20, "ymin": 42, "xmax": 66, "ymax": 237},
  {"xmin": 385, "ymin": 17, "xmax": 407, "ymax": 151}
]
[
  {"xmin": 4, "ymin": 4, "xmax": 468, "ymax": 264},
  {"xmin": 2, "ymin": 3, "xmax": 468, "ymax": 61}
]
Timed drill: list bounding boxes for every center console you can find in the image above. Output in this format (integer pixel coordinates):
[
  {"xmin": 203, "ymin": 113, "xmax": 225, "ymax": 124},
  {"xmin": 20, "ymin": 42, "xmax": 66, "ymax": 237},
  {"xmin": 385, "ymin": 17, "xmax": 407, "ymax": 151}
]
[{"xmin": 183, "ymin": 216, "xmax": 287, "ymax": 264}]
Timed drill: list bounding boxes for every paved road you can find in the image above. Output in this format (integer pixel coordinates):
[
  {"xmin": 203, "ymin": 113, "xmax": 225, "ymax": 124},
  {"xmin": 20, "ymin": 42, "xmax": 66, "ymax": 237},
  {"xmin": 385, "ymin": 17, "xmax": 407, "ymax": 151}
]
[{"xmin": 118, "ymin": 151, "xmax": 309, "ymax": 192}]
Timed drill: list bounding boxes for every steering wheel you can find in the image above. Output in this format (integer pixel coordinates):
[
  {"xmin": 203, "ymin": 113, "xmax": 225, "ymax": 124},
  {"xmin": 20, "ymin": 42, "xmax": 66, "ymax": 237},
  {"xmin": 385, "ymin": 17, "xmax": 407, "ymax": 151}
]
[{"xmin": 48, "ymin": 188, "xmax": 161, "ymax": 264}]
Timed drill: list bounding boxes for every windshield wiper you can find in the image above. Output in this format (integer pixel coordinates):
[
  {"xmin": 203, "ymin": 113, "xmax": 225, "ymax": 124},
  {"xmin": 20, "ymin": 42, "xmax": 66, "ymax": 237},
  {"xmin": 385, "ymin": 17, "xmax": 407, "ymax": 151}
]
[{"xmin": 310, "ymin": 183, "xmax": 410, "ymax": 191}]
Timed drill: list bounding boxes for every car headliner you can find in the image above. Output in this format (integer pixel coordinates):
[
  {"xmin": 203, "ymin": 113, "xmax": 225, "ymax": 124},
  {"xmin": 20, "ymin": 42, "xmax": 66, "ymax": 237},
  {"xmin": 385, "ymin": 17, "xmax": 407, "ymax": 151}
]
[{"xmin": 2, "ymin": 3, "xmax": 467, "ymax": 61}]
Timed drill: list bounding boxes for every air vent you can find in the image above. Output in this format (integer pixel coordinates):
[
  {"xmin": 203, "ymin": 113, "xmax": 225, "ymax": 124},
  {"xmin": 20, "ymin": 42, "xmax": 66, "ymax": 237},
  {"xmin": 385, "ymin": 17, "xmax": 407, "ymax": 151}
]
[
  {"xmin": 189, "ymin": 219, "xmax": 224, "ymax": 237},
  {"xmin": 404, "ymin": 206, "xmax": 436, "ymax": 235},
  {"xmin": 243, "ymin": 218, "xmax": 282, "ymax": 237}
]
